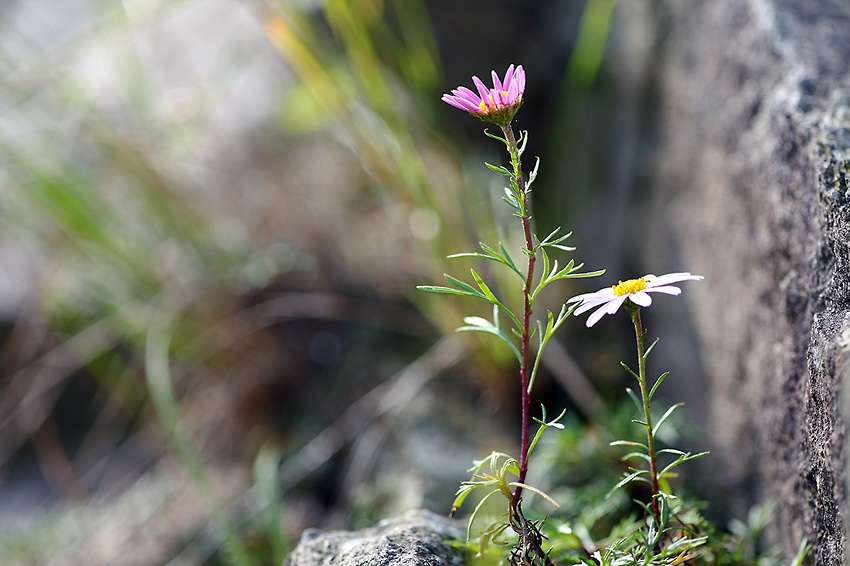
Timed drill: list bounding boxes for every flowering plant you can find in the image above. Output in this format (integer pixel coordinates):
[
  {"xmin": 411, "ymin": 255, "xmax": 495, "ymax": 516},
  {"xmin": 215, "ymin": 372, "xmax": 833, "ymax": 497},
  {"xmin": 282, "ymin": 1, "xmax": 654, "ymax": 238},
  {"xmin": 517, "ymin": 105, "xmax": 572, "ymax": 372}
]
[
  {"xmin": 421, "ymin": 64, "xmax": 601, "ymax": 566},
  {"xmin": 568, "ymin": 274, "xmax": 707, "ymax": 563}
]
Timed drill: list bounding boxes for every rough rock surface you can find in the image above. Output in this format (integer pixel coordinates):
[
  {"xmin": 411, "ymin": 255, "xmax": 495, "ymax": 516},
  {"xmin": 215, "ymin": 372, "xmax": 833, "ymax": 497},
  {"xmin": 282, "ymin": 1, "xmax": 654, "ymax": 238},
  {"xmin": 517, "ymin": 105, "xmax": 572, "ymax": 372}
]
[
  {"xmin": 284, "ymin": 510, "xmax": 467, "ymax": 566},
  {"xmin": 644, "ymin": 0, "xmax": 850, "ymax": 563}
]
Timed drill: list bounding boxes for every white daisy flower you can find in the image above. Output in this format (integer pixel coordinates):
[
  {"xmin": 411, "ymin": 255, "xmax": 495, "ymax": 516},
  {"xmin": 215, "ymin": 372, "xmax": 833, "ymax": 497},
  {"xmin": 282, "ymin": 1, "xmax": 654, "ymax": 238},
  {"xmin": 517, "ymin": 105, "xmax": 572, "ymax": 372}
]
[{"xmin": 567, "ymin": 272, "xmax": 703, "ymax": 327}]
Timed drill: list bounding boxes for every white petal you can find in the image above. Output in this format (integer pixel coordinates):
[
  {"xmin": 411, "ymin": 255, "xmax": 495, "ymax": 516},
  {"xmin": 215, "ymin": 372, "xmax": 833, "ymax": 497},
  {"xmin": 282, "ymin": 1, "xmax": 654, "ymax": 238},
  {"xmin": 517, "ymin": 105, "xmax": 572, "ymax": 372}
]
[
  {"xmin": 629, "ymin": 291, "xmax": 652, "ymax": 307},
  {"xmin": 605, "ymin": 295, "xmax": 628, "ymax": 315},
  {"xmin": 645, "ymin": 285, "xmax": 682, "ymax": 296},
  {"xmin": 567, "ymin": 288, "xmax": 615, "ymax": 303},
  {"xmin": 565, "ymin": 292, "xmax": 591, "ymax": 304},
  {"xmin": 648, "ymin": 272, "xmax": 703, "ymax": 287},
  {"xmin": 574, "ymin": 298, "xmax": 613, "ymax": 316},
  {"xmin": 586, "ymin": 304, "xmax": 611, "ymax": 327}
]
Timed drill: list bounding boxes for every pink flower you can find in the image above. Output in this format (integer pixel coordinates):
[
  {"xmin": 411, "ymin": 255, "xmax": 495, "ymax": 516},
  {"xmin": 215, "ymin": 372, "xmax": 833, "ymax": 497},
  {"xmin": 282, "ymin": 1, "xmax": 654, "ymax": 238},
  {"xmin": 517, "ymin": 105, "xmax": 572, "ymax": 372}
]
[
  {"xmin": 441, "ymin": 64, "xmax": 525, "ymax": 125},
  {"xmin": 566, "ymin": 272, "xmax": 703, "ymax": 327}
]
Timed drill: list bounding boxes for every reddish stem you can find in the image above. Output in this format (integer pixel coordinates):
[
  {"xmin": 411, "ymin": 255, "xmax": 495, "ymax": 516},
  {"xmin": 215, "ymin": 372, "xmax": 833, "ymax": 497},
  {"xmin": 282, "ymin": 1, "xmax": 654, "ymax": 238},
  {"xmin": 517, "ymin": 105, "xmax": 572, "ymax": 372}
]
[{"xmin": 502, "ymin": 124, "xmax": 535, "ymax": 501}]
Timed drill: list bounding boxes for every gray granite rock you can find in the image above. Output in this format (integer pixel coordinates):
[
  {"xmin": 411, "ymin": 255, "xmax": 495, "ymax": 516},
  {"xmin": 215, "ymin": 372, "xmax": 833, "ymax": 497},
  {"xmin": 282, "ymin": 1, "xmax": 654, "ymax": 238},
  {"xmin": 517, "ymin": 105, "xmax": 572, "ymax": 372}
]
[
  {"xmin": 284, "ymin": 510, "xmax": 467, "ymax": 566},
  {"xmin": 635, "ymin": 0, "xmax": 850, "ymax": 564}
]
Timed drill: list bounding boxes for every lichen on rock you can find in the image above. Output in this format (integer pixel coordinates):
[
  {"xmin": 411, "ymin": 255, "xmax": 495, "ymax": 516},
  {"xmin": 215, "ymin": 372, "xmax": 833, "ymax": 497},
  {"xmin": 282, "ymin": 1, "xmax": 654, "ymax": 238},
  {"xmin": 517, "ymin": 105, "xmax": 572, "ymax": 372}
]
[{"xmin": 284, "ymin": 510, "xmax": 467, "ymax": 566}]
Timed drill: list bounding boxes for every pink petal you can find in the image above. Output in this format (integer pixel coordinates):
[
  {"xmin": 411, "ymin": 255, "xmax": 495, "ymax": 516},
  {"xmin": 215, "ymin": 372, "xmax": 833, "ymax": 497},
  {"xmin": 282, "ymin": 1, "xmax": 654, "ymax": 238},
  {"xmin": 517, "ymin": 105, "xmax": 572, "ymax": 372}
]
[
  {"xmin": 507, "ymin": 81, "xmax": 519, "ymax": 103},
  {"xmin": 453, "ymin": 86, "xmax": 481, "ymax": 104},
  {"xmin": 514, "ymin": 65, "xmax": 526, "ymax": 93},
  {"xmin": 442, "ymin": 94, "xmax": 479, "ymax": 112},
  {"xmin": 441, "ymin": 94, "xmax": 468, "ymax": 110},
  {"xmin": 472, "ymin": 76, "xmax": 491, "ymax": 104},
  {"xmin": 491, "ymin": 69, "xmax": 503, "ymax": 91},
  {"xmin": 502, "ymin": 64, "xmax": 515, "ymax": 89}
]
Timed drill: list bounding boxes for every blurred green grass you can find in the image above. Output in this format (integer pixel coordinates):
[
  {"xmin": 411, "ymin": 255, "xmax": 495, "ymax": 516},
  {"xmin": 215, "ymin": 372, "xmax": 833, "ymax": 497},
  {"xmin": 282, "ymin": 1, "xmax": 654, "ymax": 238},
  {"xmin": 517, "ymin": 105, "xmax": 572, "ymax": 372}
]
[{"xmin": 0, "ymin": 1, "xmax": 623, "ymax": 564}]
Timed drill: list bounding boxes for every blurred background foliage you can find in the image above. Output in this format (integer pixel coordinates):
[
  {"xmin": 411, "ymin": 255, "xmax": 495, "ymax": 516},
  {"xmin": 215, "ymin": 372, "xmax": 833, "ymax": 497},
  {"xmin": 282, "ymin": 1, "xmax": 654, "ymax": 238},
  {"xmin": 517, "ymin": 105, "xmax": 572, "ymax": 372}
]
[{"xmin": 0, "ymin": 1, "xmax": 712, "ymax": 564}]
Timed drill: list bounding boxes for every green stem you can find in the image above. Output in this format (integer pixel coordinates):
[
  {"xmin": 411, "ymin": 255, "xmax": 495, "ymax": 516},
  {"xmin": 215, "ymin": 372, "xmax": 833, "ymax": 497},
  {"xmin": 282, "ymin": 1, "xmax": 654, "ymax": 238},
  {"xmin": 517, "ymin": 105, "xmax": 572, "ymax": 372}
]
[
  {"xmin": 501, "ymin": 124, "xmax": 535, "ymax": 502},
  {"xmin": 628, "ymin": 304, "xmax": 661, "ymax": 527}
]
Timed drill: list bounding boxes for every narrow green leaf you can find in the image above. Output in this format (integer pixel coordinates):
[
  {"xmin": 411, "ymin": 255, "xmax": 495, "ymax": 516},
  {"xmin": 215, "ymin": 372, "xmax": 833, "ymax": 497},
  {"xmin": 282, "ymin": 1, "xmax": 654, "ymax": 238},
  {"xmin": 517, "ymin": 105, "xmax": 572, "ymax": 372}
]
[
  {"xmin": 659, "ymin": 493, "xmax": 671, "ymax": 527},
  {"xmin": 548, "ymin": 233, "xmax": 574, "ymax": 247},
  {"xmin": 657, "ymin": 450, "xmax": 708, "ymax": 478},
  {"xmin": 530, "ymin": 246, "xmax": 552, "ymax": 301},
  {"xmin": 565, "ymin": 269, "xmax": 607, "ymax": 279},
  {"xmin": 526, "ymin": 156, "xmax": 541, "ymax": 188},
  {"xmin": 620, "ymin": 361, "xmax": 640, "ymax": 381},
  {"xmin": 507, "ymin": 482, "xmax": 560, "ymax": 509},
  {"xmin": 608, "ymin": 470, "xmax": 648, "ymax": 495},
  {"xmin": 479, "ymin": 521, "xmax": 510, "ymax": 556},
  {"xmin": 643, "ymin": 337, "xmax": 661, "ymax": 360},
  {"xmin": 528, "ymin": 303, "xmax": 574, "ymax": 392},
  {"xmin": 611, "ymin": 440, "xmax": 648, "ymax": 449},
  {"xmin": 498, "ymin": 242, "xmax": 521, "ymax": 274},
  {"xmin": 416, "ymin": 285, "xmax": 484, "ymax": 299},
  {"xmin": 483, "ymin": 128, "xmax": 508, "ymax": 144},
  {"xmin": 451, "ymin": 484, "xmax": 476, "ymax": 513},
  {"xmin": 485, "ymin": 161, "xmax": 510, "ymax": 175},
  {"xmin": 648, "ymin": 371, "xmax": 670, "ymax": 400},
  {"xmin": 446, "ymin": 252, "xmax": 486, "ymax": 260},
  {"xmin": 551, "ymin": 303, "xmax": 572, "ymax": 339},
  {"xmin": 528, "ymin": 320, "xmax": 547, "ymax": 394},
  {"xmin": 790, "ymin": 539, "xmax": 811, "ymax": 566},
  {"xmin": 527, "ymin": 407, "xmax": 567, "ymax": 458},
  {"xmin": 503, "ymin": 186, "xmax": 520, "ymax": 205},
  {"xmin": 498, "ymin": 455, "xmax": 520, "ymax": 480},
  {"xmin": 652, "ymin": 402, "xmax": 684, "ymax": 436},
  {"xmin": 458, "ymin": 313, "xmax": 521, "ymax": 362},
  {"xmin": 444, "ymin": 274, "xmax": 486, "ymax": 298},
  {"xmin": 659, "ymin": 457, "xmax": 686, "ymax": 480},
  {"xmin": 538, "ymin": 225, "xmax": 563, "ymax": 246},
  {"xmin": 548, "ymin": 258, "xmax": 560, "ymax": 283},
  {"xmin": 625, "ymin": 387, "xmax": 643, "ymax": 413},
  {"xmin": 470, "ymin": 268, "xmax": 499, "ymax": 303},
  {"xmin": 551, "ymin": 243, "xmax": 576, "ymax": 252},
  {"xmin": 466, "ymin": 489, "xmax": 501, "ymax": 542},
  {"xmin": 469, "ymin": 269, "xmax": 522, "ymax": 329},
  {"xmin": 622, "ymin": 451, "xmax": 652, "ymax": 464},
  {"xmin": 448, "ymin": 247, "xmax": 523, "ymax": 280},
  {"xmin": 481, "ymin": 242, "xmax": 523, "ymax": 278},
  {"xmin": 553, "ymin": 259, "xmax": 575, "ymax": 279},
  {"xmin": 517, "ymin": 129, "xmax": 529, "ymax": 155}
]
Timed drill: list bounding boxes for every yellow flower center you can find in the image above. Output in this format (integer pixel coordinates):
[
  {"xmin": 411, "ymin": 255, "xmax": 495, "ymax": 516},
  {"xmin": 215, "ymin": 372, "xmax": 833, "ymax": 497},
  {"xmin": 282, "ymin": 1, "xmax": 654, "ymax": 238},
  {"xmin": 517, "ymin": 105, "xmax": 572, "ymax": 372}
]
[
  {"xmin": 612, "ymin": 277, "xmax": 647, "ymax": 296},
  {"xmin": 477, "ymin": 91, "xmax": 511, "ymax": 113}
]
